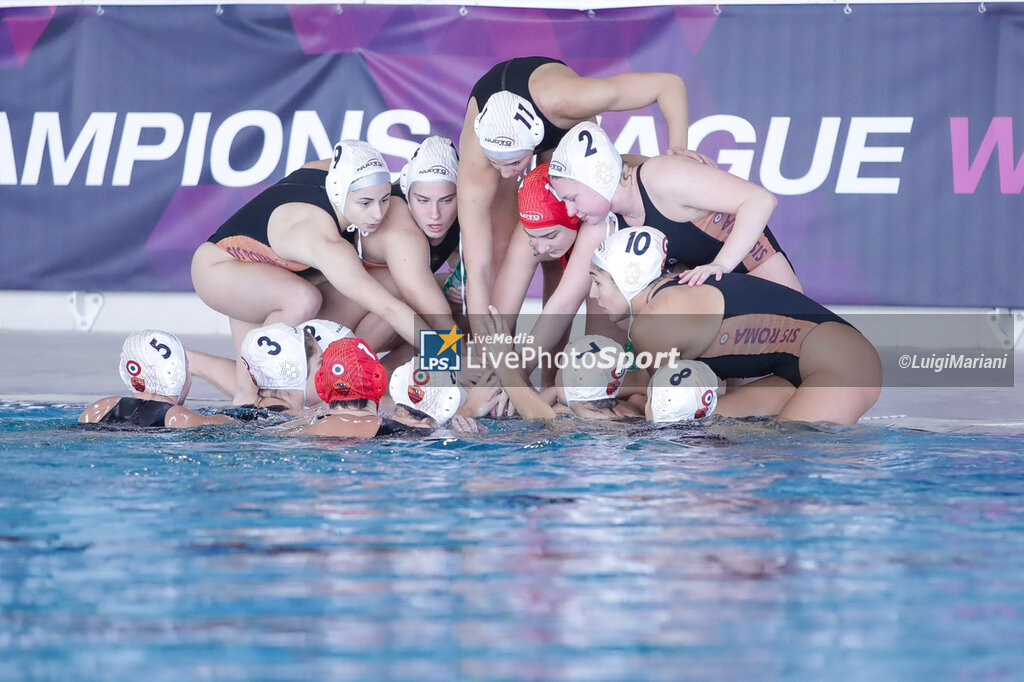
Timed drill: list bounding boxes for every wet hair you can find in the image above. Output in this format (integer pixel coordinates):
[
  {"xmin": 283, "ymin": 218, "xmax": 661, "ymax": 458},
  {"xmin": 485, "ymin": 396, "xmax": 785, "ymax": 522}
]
[
  {"xmin": 581, "ymin": 398, "xmax": 617, "ymax": 411},
  {"xmin": 303, "ymin": 331, "xmax": 319, "ymax": 360},
  {"xmin": 330, "ymin": 398, "xmax": 371, "ymax": 410},
  {"xmin": 303, "ymin": 329, "xmax": 320, "ymax": 377},
  {"xmin": 395, "ymin": 404, "xmax": 433, "ymax": 422},
  {"xmin": 256, "ymin": 388, "xmax": 291, "ymax": 403}
]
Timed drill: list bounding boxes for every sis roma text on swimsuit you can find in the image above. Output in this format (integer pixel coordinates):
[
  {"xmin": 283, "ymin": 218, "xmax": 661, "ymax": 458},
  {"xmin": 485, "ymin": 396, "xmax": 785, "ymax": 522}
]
[{"xmin": 4, "ymin": 109, "xmax": 1019, "ymax": 196}]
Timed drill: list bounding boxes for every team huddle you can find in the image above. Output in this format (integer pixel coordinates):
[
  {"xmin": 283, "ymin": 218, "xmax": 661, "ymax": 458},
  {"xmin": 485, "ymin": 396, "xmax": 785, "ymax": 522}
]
[{"xmin": 81, "ymin": 56, "xmax": 882, "ymax": 434}]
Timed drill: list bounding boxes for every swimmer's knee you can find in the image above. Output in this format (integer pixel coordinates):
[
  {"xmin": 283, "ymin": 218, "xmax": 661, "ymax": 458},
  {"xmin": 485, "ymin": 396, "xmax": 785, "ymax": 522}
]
[{"xmin": 290, "ymin": 286, "xmax": 323, "ymax": 321}]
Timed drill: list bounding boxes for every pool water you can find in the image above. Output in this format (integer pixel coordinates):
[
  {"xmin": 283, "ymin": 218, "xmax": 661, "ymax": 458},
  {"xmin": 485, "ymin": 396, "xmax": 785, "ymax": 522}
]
[{"xmin": 2, "ymin": 402, "xmax": 1023, "ymax": 681}]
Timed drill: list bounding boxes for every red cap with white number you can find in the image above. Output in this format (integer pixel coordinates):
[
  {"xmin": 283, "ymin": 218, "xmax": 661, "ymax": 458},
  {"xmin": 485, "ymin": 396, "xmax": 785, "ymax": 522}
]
[{"xmin": 315, "ymin": 338, "xmax": 388, "ymax": 405}]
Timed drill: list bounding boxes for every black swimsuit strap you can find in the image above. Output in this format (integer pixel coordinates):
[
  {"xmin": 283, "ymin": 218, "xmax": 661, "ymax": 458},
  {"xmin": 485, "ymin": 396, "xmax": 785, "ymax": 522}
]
[{"xmin": 650, "ymin": 278, "xmax": 679, "ymax": 299}]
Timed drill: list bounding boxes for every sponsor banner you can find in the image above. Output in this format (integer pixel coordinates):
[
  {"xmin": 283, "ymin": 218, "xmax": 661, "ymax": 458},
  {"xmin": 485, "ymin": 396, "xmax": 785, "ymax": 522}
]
[{"xmin": 1, "ymin": 4, "xmax": 1021, "ymax": 306}]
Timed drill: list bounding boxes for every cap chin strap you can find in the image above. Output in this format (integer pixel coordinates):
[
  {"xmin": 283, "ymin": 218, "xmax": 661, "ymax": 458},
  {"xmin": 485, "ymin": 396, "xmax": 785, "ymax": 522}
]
[
  {"xmin": 601, "ymin": 214, "xmax": 633, "ymax": 340},
  {"xmin": 603, "ymin": 212, "xmax": 616, "ymax": 237},
  {"xmin": 345, "ymin": 224, "xmax": 366, "ymax": 259}
]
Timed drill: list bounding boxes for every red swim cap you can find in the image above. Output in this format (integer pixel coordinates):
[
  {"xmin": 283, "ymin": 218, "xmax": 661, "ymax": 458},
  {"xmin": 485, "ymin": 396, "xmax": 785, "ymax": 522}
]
[
  {"xmin": 518, "ymin": 163, "xmax": 579, "ymax": 232},
  {"xmin": 315, "ymin": 338, "xmax": 388, "ymax": 405}
]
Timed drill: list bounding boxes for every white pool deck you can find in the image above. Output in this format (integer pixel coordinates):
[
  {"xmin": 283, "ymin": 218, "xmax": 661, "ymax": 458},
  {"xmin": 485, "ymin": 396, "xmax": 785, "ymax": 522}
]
[{"xmin": 2, "ymin": 291, "xmax": 1022, "ymax": 434}]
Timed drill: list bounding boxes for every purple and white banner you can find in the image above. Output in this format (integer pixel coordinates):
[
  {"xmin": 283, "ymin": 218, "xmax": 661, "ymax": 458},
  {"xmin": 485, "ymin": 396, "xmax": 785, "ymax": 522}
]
[{"xmin": 1, "ymin": 3, "xmax": 1021, "ymax": 307}]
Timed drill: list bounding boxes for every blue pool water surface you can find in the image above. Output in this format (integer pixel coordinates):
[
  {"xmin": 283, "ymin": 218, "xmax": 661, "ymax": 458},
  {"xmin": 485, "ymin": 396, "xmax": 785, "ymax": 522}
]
[{"xmin": 2, "ymin": 402, "xmax": 1023, "ymax": 681}]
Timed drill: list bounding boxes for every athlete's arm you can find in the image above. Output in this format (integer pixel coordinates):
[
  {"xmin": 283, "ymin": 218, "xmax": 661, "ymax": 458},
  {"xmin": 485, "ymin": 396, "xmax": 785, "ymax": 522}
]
[
  {"xmin": 457, "ymin": 102, "xmax": 502, "ymax": 324},
  {"xmin": 378, "ymin": 206, "xmax": 456, "ymax": 332},
  {"xmin": 79, "ymin": 396, "xmax": 119, "ymax": 423},
  {"xmin": 165, "ymin": 407, "xmax": 234, "ymax": 428},
  {"xmin": 538, "ymin": 71, "xmax": 689, "ymax": 152},
  {"xmin": 647, "ymin": 156, "xmax": 779, "ymax": 286},
  {"xmin": 479, "ymin": 306, "xmax": 556, "ymax": 420},
  {"xmin": 491, "ymin": 227, "xmax": 542, "ymax": 321},
  {"xmin": 522, "ymin": 223, "xmax": 607, "ymax": 374},
  {"xmin": 269, "ymin": 206, "xmax": 424, "ymax": 348},
  {"xmin": 185, "ymin": 348, "xmax": 236, "ymax": 399}
]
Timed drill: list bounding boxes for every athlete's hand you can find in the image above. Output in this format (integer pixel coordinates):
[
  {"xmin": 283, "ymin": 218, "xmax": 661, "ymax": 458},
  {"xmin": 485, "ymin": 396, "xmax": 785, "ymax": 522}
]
[
  {"xmin": 666, "ymin": 148, "xmax": 717, "ymax": 168},
  {"xmin": 678, "ymin": 263, "xmax": 725, "ymax": 287},
  {"xmin": 478, "ymin": 305, "xmax": 517, "ymax": 372},
  {"xmin": 445, "ymin": 285, "xmax": 464, "ymax": 307},
  {"xmin": 490, "ymin": 389, "xmax": 517, "ymax": 418},
  {"xmin": 449, "ymin": 414, "xmax": 488, "ymax": 434},
  {"xmin": 460, "ymin": 385, "xmax": 501, "ymax": 418}
]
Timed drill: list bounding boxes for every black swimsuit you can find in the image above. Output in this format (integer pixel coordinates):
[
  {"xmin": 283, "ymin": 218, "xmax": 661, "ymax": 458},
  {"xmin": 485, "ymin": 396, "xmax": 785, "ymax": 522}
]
[
  {"xmin": 650, "ymin": 274, "xmax": 849, "ymax": 387},
  {"xmin": 207, "ymin": 168, "xmax": 352, "ymax": 276},
  {"xmin": 617, "ymin": 165, "xmax": 787, "ymax": 273},
  {"xmin": 470, "ymin": 56, "xmax": 568, "ymax": 154},
  {"xmin": 99, "ymin": 397, "xmax": 173, "ymax": 427},
  {"xmin": 390, "ymin": 183, "xmax": 461, "ymax": 273}
]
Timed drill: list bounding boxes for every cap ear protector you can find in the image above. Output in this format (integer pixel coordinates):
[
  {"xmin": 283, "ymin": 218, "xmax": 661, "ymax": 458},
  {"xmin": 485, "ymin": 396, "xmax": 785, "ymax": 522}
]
[{"xmin": 314, "ymin": 357, "xmax": 347, "ymax": 401}]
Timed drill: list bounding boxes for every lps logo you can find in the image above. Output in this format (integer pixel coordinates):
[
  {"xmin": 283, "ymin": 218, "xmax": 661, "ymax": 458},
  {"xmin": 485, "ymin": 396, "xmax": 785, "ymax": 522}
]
[{"xmin": 419, "ymin": 326, "xmax": 463, "ymax": 371}]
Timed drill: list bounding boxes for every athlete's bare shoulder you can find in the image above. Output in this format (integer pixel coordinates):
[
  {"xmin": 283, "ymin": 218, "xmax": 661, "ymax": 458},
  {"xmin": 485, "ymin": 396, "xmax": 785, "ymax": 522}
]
[
  {"xmin": 303, "ymin": 158, "xmax": 332, "ymax": 171},
  {"xmin": 79, "ymin": 396, "xmax": 119, "ymax": 423}
]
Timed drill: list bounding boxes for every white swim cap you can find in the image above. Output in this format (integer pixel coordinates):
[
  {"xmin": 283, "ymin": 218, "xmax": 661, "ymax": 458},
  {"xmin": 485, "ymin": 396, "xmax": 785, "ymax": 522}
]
[
  {"xmin": 325, "ymin": 140, "xmax": 391, "ymax": 211},
  {"xmin": 399, "ymin": 135, "xmax": 459, "ymax": 195},
  {"xmin": 388, "ymin": 359, "xmax": 463, "ymax": 424},
  {"xmin": 474, "ymin": 91, "xmax": 544, "ymax": 159},
  {"xmin": 119, "ymin": 329, "xmax": 187, "ymax": 397},
  {"xmin": 591, "ymin": 226, "xmax": 668, "ymax": 303},
  {"xmin": 299, "ymin": 318, "xmax": 353, "ymax": 351},
  {"xmin": 561, "ymin": 335, "xmax": 627, "ymax": 404},
  {"xmin": 649, "ymin": 360, "xmax": 719, "ymax": 422},
  {"xmin": 240, "ymin": 323, "xmax": 308, "ymax": 392},
  {"xmin": 549, "ymin": 121, "xmax": 622, "ymax": 202}
]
